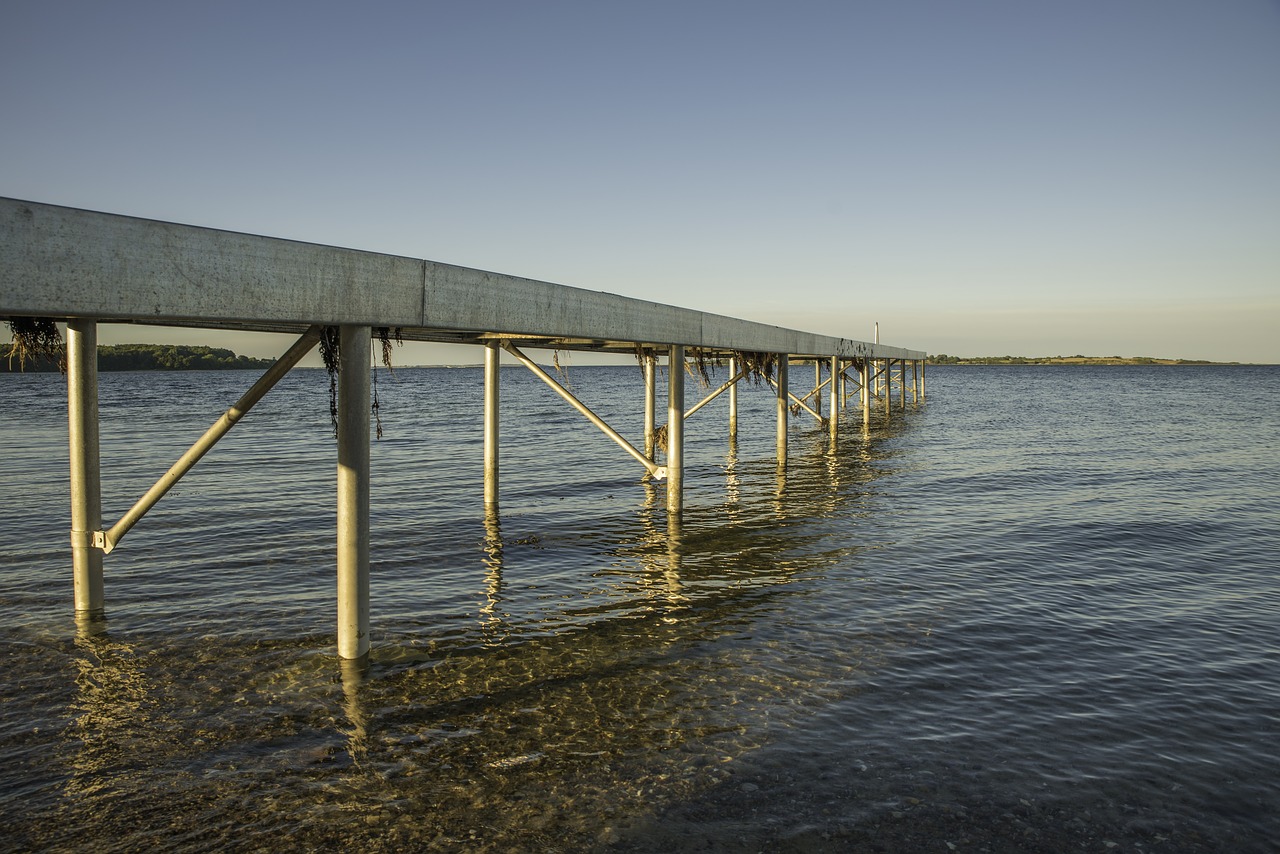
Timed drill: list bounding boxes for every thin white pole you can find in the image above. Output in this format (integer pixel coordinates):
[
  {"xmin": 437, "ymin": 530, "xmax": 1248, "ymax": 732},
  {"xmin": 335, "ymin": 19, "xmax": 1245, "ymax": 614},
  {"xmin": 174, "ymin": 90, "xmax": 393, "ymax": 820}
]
[
  {"xmin": 667, "ymin": 345, "xmax": 684, "ymax": 519},
  {"xmin": 829, "ymin": 354, "xmax": 840, "ymax": 444},
  {"xmin": 504, "ymin": 342, "xmax": 661, "ymax": 477},
  {"xmin": 484, "ymin": 341, "xmax": 500, "ymax": 508},
  {"xmin": 901, "ymin": 360, "xmax": 907, "ymax": 411},
  {"xmin": 644, "ymin": 352, "xmax": 656, "ymax": 461},
  {"xmin": 884, "ymin": 360, "xmax": 892, "ymax": 419},
  {"xmin": 814, "ymin": 360, "xmax": 822, "ymax": 417},
  {"xmin": 776, "ymin": 355, "xmax": 789, "ymax": 467},
  {"xmin": 861, "ymin": 359, "xmax": 871, "ymax": 428},
  {"xmin": 728, "ymin": 354, "xmax": 738, "ymax": 440},
  {"xmin": 66, "ymin": 318, "xmax": 104, "ymax": 617},
  {"xmin": 337, "ymin": 325, "xmax": 371, "ymax": 661},
  {"xmin": 97, "ymin": 326, "xmax": 322, "ymax": 553}
]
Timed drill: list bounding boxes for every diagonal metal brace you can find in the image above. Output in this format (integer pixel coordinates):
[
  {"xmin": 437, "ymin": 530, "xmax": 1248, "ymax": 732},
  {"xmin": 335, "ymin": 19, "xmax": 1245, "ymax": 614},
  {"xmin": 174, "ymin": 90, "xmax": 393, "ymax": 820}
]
[
  {"xmin": 94, "ymin": 325, "xmax": 323, "ymax": 554},
  {"xmin": 501, "ymin": 342, "xmax": 665, "ymax": 479}
]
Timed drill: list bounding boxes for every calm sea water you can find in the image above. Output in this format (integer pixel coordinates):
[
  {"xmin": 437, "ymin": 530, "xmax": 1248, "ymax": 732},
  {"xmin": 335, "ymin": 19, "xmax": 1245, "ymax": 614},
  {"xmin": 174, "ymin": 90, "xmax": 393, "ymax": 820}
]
[{"xmin": 1, "ymin": 362, "xmax": 1277, "ymax": 852}]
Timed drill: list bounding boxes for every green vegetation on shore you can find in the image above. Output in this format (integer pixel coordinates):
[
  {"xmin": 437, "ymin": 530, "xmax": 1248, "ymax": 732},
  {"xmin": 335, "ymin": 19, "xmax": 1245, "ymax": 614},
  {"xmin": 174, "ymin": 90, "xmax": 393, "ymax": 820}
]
[
  {"xmin": 927, "ymin": 354, "xmax": 1236, "ymax": 366},
  {"xmin": 3, "ymin": 344, "xmax": 275, "ymax": 372}
]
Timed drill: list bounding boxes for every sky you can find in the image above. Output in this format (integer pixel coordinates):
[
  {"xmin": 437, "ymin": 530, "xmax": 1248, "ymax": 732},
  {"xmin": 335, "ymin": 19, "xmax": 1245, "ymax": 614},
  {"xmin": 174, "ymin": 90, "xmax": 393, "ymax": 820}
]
[{"xmin": 3, "ymin": 0, "xmax": 1278, "ymax": 364}]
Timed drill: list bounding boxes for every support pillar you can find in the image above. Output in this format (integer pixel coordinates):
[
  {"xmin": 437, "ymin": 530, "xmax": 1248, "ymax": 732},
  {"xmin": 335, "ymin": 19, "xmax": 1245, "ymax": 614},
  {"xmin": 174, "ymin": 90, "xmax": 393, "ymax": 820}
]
[
  {"xmin": 814, "ymin": 360, "xmax": 822, "ymax": 416},
  {"xmin": 644, "ymin": 353, "xmax": 656, "ymax": 461},
  {"xmin": 484, "ymin": 341, "xmax": 500, "ymax": 508},
  {"xmin": 666, "ymin": 345, "xmax": 684, "ymax": 519},
  {"xmin": 883, "ymin": 360, "xmax": 892, "ymax": 420},
  {"xmin": 776, "ymin": 355, "xmax": 789, "ymax": 466},
  {"xmin": 921, "ymin": 359, "xmax": 927, "ymax": 401},
  {"xmin": 728, "ymin": 354, "xmax": 739, "ymax": 441},
  {"xmin": 912, "ymin": 360, "xmax": 919, "ymax": 404},
  {"xmin": 67, "ymin": 318, "xmax": 104, "ymax": 618},
  {"xmin": 829, "ymin": 354, "xmax": 840, "ymax": 444},
  {"xmin": 337, "ymin": 325, "xmax": 371, "ymax": 661},
  {"xmin": 901, "ymin": 360, "xmax": 907, "ymax": 412},
  {"xmin": 861, "ymin": 359, "xmax": 871, "ymax": 428}
]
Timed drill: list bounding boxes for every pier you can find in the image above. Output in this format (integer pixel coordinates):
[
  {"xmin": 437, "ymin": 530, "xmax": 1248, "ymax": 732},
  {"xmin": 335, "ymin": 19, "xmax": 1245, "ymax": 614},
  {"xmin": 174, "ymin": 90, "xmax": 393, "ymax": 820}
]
[{"xmin": 1, "ymin": 197, "xmax": 926, "ymax": 661}]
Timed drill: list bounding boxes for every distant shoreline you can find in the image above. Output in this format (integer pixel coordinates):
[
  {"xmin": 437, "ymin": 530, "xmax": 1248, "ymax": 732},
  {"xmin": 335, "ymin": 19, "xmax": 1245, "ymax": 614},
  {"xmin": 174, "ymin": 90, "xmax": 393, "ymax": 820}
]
[
  {"xmin": 926, "ymin": 356, "xmax": 1248, "ymax": 366},
  {"xmin": 3, "ymin": 344, "xmax": 1262, "ymax": 372}
]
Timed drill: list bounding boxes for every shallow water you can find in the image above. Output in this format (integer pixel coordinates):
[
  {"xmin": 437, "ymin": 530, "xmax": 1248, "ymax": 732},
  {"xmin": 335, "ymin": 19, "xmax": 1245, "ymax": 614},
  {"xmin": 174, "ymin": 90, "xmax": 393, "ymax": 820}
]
[{"xmin": 1, "ymin": 363, "xmax": 1277, "ymax": 852}]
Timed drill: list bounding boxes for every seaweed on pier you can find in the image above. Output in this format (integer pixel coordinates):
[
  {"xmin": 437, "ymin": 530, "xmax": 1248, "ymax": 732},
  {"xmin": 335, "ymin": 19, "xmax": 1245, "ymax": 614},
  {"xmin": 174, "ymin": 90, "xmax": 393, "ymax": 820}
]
[
  {"xmin": 5, "ymin": 316, "xmax": 65, "ymax": 373},
  {"xmin": 319, "ymin": 326, "xmax": 402, "ymax": 440},
  {"xmin": 372, "ymin": 327, "xmax": 402, "ymax": 440},
  {"xmin": 653, "ymin": 423, "xmax": 668, "ymax": 454},
  {"xmin": 376, "ymin": 326, "xmax": 402, "ymax": 373},
  {"xmin": 732, "ymin": 350, "xmax": 776, "ymax": 385},
  {"xmin": 320, "ymin": 327, "xmax": 341, "ymax": 437},
  {"xmin": 632, "ymin": 345, "xmax": 658, "ymax": 374},
  {"xmin": 687, "ymin": 348, "xmax": 715, "ymax": 387}
]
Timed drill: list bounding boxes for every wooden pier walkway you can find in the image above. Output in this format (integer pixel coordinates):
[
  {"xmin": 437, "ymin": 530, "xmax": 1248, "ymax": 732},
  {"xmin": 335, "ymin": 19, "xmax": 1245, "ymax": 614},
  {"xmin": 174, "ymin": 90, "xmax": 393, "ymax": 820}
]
[{"xmin": 2, "ymin": 197, "xmax": 927, "ymax": 660}]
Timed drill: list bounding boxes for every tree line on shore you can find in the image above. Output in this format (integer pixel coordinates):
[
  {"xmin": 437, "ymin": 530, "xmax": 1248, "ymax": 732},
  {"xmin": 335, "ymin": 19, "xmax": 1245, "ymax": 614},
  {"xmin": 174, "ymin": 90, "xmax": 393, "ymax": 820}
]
[
  {"xmin": 2, "ymin": 344, "xmax": 274, "ymax": 372},
  {"xmin": 927, "ymin": 354, "xmax": 1227, "ymax": 366}
]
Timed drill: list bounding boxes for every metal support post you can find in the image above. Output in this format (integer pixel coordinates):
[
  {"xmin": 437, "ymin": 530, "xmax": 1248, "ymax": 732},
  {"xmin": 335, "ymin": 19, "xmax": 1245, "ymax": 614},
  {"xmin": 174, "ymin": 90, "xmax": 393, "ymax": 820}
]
[
  {"xmin": 67, "ymin": 318, "xmax": 104, "ymax": 617},
  {"xmin": 728, "ymin": 354, "xmax": 738, "ymax": 440},
  {"xmin": 337, "ymin": 325, "xmax": 371, "ymax": 661},
  {"xmin": 901, "ymin": 360, "xmax": 907, "ymax": 412},
  {"xmin": 884, "ymin": 360, "xmax": 892, "ymax": 419},
  {"xmin": 95, "ymin": 326, "xmax": 322, "ymax": 553},
  {"xmin": 666, "ymin": 345, "xmax": 684, "ymax": 519},
  {"xmin": 504, "ymin": 342, "xmax": 662, "ymax": 478},
  {"xmin": 814, "ymin": 360, "xmax": 822, "ymax": 416},
  {"xmin": 912, "ymin": 359, "xmax": 919, "ymax": 404},
  {"xmin": 861, "ymin": 360, "xmax": 871, "ymax": 428},
  {"xmin": 776, "ymin": 355, "xmax": 789, "ymax": 466},
  {"xmin": 484, "ymin": 341, "xmax": 500, "ymax": 508},
  {"xmin": 644, "ymin": 352, "xmax": 656, "ymax": 461},
  {"xmin": 829, "ymin": 354, "xmax": 840, "ymax": 443},
  {"xmin": 921, "ymin": 359, "xmax": 927, "ymax": 401}
]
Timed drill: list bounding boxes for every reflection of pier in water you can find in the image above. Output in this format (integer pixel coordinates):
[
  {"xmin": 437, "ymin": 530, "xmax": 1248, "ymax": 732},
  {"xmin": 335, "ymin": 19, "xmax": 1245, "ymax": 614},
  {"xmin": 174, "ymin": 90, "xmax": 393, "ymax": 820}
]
[
  {"xmin": 2, "ymin": 197, "xmax": 925, "ymax": 661},
  {"xmin": 469, "ymin": 393, "xmax": 920, "ymax": 645}
]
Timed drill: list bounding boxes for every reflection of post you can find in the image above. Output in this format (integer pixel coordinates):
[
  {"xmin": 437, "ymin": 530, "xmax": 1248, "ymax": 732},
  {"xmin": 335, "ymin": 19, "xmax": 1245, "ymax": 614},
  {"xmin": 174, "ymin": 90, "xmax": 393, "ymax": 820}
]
[
  {"xmin": 67, "ymin": 318, "xmax": 104, "ymax": 618},
  {"xmin": 66, "ymin": 631, "xmax": 151, "ymax": 798},
  {"xmin": 776, "ymin": 355, "xmax": 789, "ymax": 468},
  {"xmin": 724, "ymin": 435, "xmax": 741, "ymax": 518},
  {"xmin": 484, "ymin": 341, "xmax": 500, "ymax": 509},
  {"xmin": 664, "ymin": 518, "xmax": 684, "ymax": 605},
  {"xmin": 481, "ymin": 506, "xmax": 504, "ymax": 629},
  {"xmin": 337, "ymin": 325, "xmax": 371, "ymax": 662},
  {"xmin": 728, "ymin": 354, "xmax": 738, "ymax": 441},
  {"xmin": 339, "ymin": 657, "xmax": 370, "ymax": 767}
]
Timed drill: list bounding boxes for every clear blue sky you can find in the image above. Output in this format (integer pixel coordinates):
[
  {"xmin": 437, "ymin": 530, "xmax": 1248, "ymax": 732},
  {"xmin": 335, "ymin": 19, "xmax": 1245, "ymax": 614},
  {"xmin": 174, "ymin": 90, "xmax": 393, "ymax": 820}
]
[{"xmin": 4, "ymin": 0, "xmax": 1278, "ymax": 363}]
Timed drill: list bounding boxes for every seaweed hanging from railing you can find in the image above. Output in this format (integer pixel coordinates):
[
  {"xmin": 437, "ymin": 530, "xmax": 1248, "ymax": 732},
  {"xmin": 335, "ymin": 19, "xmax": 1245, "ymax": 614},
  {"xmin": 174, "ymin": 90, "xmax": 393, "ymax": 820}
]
[
  {"xmin": 319, "ymin": 326, "xmax": 341, "ymax": 437},
  {"xmin": 5, "ymin": 316, "xmax": 65, "ymax": 373}
]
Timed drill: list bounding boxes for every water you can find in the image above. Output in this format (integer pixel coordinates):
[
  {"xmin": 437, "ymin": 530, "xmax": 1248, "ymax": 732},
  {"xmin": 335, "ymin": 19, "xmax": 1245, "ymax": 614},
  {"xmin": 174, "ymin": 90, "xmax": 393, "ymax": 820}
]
[{"xmin": 1, "ymin": 363, "xmax": 1277, "ymax": 852}]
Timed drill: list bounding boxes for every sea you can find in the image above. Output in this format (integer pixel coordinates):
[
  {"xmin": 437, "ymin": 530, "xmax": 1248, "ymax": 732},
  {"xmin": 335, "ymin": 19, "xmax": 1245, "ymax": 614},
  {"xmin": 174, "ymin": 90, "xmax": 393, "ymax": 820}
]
[{"xmin": 0, "ymin": 362, "xmax": 1277, "ymax": 853}]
